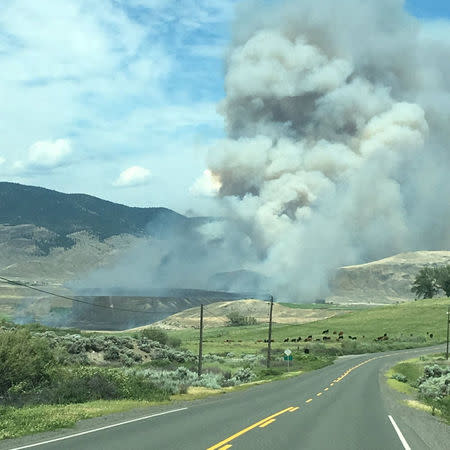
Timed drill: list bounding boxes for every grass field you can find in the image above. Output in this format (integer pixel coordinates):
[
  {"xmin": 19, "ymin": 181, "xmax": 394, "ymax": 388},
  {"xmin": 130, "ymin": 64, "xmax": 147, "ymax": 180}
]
[{"xmin": 167, "ymin": 297, "xmax": 450, "ymax": 355}]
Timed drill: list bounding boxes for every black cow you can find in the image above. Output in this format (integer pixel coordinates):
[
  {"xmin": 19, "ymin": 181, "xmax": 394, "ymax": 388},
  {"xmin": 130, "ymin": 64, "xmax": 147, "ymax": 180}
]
[{"xmin": 322, "ymin": 329, "xmax": 329, "ymax": 334}]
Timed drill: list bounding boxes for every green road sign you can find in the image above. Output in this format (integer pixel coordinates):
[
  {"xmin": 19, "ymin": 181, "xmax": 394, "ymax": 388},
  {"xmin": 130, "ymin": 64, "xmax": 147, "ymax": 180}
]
[{"xmin": 283, "ymin": 355, "xmax": 293, "ymax": 361}]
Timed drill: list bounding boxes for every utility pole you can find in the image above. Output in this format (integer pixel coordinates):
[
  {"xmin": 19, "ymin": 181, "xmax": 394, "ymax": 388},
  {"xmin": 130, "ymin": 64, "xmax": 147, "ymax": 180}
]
[
  {"xmin": 446, "ymin": 306, "xmax": 449, "ymax": 361},
  {"xmin": 267, "ymin": 295, "xmax": 274, "ymax": 368},
  {"xmin": 198, "ymin": 304, "xmax": 204, "ymax": 376}
]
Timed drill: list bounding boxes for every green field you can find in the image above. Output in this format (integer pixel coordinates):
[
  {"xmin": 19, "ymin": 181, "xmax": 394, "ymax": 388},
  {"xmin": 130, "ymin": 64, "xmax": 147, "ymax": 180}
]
[{"xmin": 167, "ymin": 297, "xmax": 450, "ymax": 355}]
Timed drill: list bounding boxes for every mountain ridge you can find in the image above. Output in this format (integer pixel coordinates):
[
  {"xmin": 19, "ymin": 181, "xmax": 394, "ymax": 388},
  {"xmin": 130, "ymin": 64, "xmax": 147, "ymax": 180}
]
[{"xmin": 0, "ymin": 181, "xmax": 204, "ymax": 241}]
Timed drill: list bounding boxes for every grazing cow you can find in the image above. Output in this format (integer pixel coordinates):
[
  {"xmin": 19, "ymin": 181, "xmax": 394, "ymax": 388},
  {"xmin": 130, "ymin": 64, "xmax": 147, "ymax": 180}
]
[
  {"xmin": 333, "ymin": 331, "xmax": 337, "ymax": 335},
  {"xmin": 429, "ymin": 333, "xmax": 433, "ymax": 339},
  {"xmin": 351, "ymin": 336, "xmax": 357, "ymax": 340},
  {"xmin": 338, "ymin": 335, "xmax": 344, "ymax": 340},
  {"xmin": 323, "ymin": 336, "xmax": 331, "ymax": 341},
  {"xmin": 284, "ymin": 338, "xmax": 289, "ymax": 343},
  {"xmin": 322, "ymin": 329, "xmax": 329, "ymax": 334},
  {"xmin": 315, "ymin": 338, "xmax": 321, "ymax": 342},
  {"xmin": 375, "ymin": 333, "xmax": 389, "ymax": 342},
  {"xmin": 338, "ymin": 331, "xmax": 344, "ymax": 337},
  {"xmin": 256, "ymin": 340, "xmax": 263, "ymax": 343},
  {"xmin": 291, "ymin": 338, "xmax": 297, "ymax": 342},
  {"xmin": 304, "ymin": 348, "xmax": 310, "ymax": 354},
  {"xmin": 297, "ymin": 337, "xmax": 302, "ymax": 342}
]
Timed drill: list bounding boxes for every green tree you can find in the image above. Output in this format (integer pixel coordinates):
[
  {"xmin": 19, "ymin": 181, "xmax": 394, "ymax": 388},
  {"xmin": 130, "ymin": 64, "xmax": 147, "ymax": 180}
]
[
  {"xmin": 411, "ymin": 267, "xmax": 439, "ymax": 299},
  {"xmin": 434, "ymin": 265, "xmax": 450, "ymax": 297}
]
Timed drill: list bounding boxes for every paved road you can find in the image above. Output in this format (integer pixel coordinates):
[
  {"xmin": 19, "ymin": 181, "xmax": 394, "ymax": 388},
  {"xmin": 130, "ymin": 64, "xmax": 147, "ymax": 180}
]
[{"xmin": 3, "ymin": 346, "xmax": 449, "ymax": 450}]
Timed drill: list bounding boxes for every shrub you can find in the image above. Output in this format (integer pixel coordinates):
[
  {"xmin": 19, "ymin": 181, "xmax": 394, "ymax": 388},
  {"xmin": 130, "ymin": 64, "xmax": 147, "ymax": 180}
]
[
  {"xmin": 391, "ymin": 373, "xmax": 407, "ymax": 383},
  {"xmin": 42, "ymin": 367, "xmax": 170, "ymax": 404},
  {"xmin": 0, "ymin": 329, "xmax": 55, "ymax": 395},
  {"xmin": 226, "ymin": 312, "xmax": 257, "ymax": 326},
  {"xmin": 104, "ymin": 345, "xmax": 121, "ymax": 361},
  {"xmin": 232, "ymin": 368, "xmax": 256, "ymax": 384},
  {"xmin": 167, "ymin": 336, "xmax": 182, "ymax": 349},
  {"xmin": 140, "ymin": 328, "xmax": 168, "ymax": 346}
]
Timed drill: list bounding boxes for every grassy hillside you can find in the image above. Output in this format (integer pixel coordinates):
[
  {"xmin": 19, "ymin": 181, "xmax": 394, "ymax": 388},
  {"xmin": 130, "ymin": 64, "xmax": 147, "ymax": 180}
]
[{"xmin": 166, "ymin": 297, "xmax": 450, "ymax": 354}]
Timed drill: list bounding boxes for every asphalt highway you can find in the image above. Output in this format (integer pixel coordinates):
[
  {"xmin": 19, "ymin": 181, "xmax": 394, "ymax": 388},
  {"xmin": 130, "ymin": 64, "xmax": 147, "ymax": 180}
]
[{"xmin": 3, "ymin": 345, "xmax": 449, "ymax": 450}]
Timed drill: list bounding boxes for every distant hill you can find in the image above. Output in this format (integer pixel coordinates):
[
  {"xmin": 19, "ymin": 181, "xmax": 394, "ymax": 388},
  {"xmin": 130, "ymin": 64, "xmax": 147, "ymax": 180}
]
[
  {"xmin": 328, "ymin": 251, "xmax": 450, "ymax": 304},
  {"xmin": 0, "ymin": 182, "xmax": 204, "ymax": 242}
]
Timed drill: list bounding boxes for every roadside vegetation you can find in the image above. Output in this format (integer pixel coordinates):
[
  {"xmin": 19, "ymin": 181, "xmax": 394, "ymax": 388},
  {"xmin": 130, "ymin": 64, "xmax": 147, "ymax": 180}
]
[
  {"xmin": 387, "ymin": 354, "xmax": 450, "ymax": 424},
  {"xmin": 0, "ymin": 320, "xmax": 330, "ymax": 440}
]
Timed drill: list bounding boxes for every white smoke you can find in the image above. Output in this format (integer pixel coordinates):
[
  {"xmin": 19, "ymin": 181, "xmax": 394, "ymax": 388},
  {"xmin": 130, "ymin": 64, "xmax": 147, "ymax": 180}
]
[{"xmin": 195, "ymin": 0, "xmax": 450, "ymax": 299}]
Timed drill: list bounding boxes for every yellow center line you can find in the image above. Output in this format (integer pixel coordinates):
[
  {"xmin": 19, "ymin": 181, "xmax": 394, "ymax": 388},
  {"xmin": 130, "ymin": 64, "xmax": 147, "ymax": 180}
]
[
  {"xmin": 217, "ymin": 446, "xmax": 232, "ymax": 450},
  {"xmin": 317, "ymin": 392, "xmax": 322, "ymax": 397},
  {"xmin": 330, "ymin": 383, "xmax": 334, "ymax": 386},
  {"xmin": 324, "ymin": 387, "xmax": 329, "ymax": 391},
  {"xmin": 259, "ymin": 419, "xmax": 276, "ymax": 428},
  {"xmin": 207, "ymin": 407, "xmax": 295, "ymax": 450},
  {"xmin": 306, "ymin": 398, "xmax": 313, "ymax": 403},
  {"xmin": 289, "ymin": 407, "xmax": 300, "ymax": 412}
]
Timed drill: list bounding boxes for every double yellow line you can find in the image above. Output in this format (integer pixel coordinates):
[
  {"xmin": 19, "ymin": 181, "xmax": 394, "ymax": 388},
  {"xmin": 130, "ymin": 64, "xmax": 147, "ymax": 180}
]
[
  {"xmin": 208, "ymin": 355, "xmax": 388, "ymax": 449},
  {"xmin": 207, "ymin": 406, "xmax": 298, "ymax": 450}
]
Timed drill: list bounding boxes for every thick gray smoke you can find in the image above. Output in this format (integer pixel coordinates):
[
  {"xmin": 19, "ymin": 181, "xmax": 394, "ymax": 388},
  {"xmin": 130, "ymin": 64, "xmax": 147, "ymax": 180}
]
[
  {"xmin": 73, "ymin": 0, "xmax": 450, "ymax": 302},
  {"xmin": 195, "ymin": 0, "xmax": 450, "ymax": 299}
]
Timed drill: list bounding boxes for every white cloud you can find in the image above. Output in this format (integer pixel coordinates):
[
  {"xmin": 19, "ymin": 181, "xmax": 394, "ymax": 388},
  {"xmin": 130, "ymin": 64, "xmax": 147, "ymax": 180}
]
[
  {"xmin": 10, "ymin": 139, "xmax": 73, "ymax": 174},
  {"xmin": 27, "ymin": 139, "xmax": 73, "ymax": 169},
  {"xmin": 114, "ymin": 166, "xmax": 152, "ymax": 187}
]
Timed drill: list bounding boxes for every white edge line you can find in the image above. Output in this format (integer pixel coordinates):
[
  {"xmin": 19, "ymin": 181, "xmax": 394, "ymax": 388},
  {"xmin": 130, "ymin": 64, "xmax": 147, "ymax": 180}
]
[
  {"xmin": 388, "ymin": 415, "xmax": 411, "ymax": 450},
  {"xmin": 8, "ymin": 407, "xmax": 188, "ymax": 450}
]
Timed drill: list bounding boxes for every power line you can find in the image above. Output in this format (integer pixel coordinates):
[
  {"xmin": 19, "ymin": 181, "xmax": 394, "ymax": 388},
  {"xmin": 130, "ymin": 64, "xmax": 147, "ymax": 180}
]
[{"xmin": 0, "ymin": 275, "xmax": 182, "ymax": 315}]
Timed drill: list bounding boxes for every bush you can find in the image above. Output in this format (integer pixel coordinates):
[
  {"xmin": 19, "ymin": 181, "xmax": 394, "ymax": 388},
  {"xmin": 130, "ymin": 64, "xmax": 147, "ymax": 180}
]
[
  {"xmin": 42, "ymin": 367, "xmax": 170, "ymax": 404},
  {"xmin": 391, "ymin": 373, "xmax": 407, "ymax": 383},
  {"xmin": 140, "ymin": 328, "xmax": 168, "ymax": 346},
  {"xmin": 0, "ymin": 329, "xmax": 55, "ymax": 396},
  {"xmin": 417, "ymin": 364, "xmax": 450, "ymax": 416},
  {"xmin": 232, "ymin": 368, "xmax": 256, "ymax": 383},
  {"xmin": 226, "ymin": 312, "xmax": 257, "ymax": 327},
  {"xmin": 104, "ymin": 345, "xmax": 121, "ymax": 361}
]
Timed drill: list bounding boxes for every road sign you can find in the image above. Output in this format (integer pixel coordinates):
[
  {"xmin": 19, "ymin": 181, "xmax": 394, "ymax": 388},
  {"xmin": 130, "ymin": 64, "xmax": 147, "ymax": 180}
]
[
  {"xmin": 283, "ymin": 355, "xmax": 293, "ymax": 361},
  {"xmin": 284, "ymin": 349, "xmax": 292, "ymax": 356}
]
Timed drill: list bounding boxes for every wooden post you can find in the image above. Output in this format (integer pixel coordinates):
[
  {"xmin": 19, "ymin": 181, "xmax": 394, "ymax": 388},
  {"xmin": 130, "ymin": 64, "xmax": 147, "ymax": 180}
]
[
  {"xmin": 198, "ymin": 304, "xmax": 204, "ymax": 376},
  {"xmin": 267, "ymin": 296, "xmax": 274, "ymax": 368}
]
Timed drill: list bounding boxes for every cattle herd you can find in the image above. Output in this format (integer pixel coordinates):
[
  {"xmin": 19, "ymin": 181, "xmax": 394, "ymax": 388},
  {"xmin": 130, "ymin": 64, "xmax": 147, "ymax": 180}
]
[{"xmin": 221, "ymin": 330, "xmax": 435, "ymax": 344}]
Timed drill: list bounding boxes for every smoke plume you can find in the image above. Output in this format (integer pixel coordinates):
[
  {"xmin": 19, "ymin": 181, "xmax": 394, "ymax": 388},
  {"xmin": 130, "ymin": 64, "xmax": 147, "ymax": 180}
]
[{"xmin": 195, "ymin": 0, "xmax": 450, "ymax": 299}]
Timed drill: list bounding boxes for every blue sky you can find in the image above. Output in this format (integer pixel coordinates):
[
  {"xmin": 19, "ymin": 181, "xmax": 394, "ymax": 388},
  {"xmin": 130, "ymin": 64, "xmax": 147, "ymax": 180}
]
[{"xmin": 0, "ymin": 0, "xmax": 448, "ymax": 214}]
